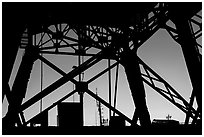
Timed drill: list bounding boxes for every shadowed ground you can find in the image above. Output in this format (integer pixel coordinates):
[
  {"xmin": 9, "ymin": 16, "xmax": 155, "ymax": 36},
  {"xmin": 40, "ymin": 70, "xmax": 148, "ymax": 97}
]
[{"xmin": 3, "ymin": 124, "xmax": 201, "ymax": 135}]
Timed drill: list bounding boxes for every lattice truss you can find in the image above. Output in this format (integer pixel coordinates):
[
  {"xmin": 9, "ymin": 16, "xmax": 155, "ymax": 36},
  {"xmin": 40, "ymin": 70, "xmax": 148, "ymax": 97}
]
[
  {"xmin": 165, "ymin": 10, "xmax": 202, "ymax": 60},
  {"xmin": 16, "ymin": 3, "xmax": 202, "ymax": 126}
]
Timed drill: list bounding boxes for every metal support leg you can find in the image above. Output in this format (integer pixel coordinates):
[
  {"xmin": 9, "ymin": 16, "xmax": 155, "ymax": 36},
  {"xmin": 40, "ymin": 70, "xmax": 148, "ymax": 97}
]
[
  {"xmin": 76, "ymin": 82, "xmax": 87, "ymax": 126},
  {"xmin": 121, "ymin": 50, "xmax": 151, "ymax": 127},
  {"xmin": 108, "ymin": 59, "xmax": 112, "ymax": 121},
  {"xmin": 185, "ymin": 90, "xmax": 195, "ymax": 125},
  {"xmin": 171, "ymin": 17, "xmax": 201, "ymax": 124},
  {"xmin": 3, "ymin": 35, "xmax": 38, "ymax": 128},
  {"xmin": 79, "ymin": 92, "xmax": 84, "ymax": 126},
  {"xmin": 113, "ymin": 64, "xmax": 119, "ymax": 116}
]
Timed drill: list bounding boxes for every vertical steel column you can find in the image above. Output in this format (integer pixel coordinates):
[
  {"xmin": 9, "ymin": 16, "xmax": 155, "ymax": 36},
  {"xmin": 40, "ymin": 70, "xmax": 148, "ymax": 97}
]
[
  {"xmin": 113, "ymin": 64, "xmax": 119, "ymax": 116},
  {"xmin": 3, "ymin": 28, "xmax": 38, "ymax": 127},
  {"xmin": 108, "ymin": 59, "xmax": 112, "ymax": 121},
  {"xmin": 119, "ymin": 25, "xmax": 151, "ymax": 126},
  {"xmin": 40, "ymin": 31, "xmax": 43, "ymax": 113},
  {"xmin": 167, "ymin": 3, "xmax": 202, "ymax": 125},
  {"xmin": 76, "ymin": 82, "xmax": 87, "ymax": 127},
  {"xmin": 79, "ymin": 91, "xmax": 84, "ymax": 126},
  {"xmin": 78, "ymin": 28, "xmax": 84, "ymax": 126},
  {"xmin": 78, "ymin": 54, "xmax": 84, "ymax": 126},
  {"xmin": 172, "ymin": 17, "xmax": 201, "ymax": 125},
  {"xmin": 121, "ymin": 50, "xmax": 151, "ymax": 127}
]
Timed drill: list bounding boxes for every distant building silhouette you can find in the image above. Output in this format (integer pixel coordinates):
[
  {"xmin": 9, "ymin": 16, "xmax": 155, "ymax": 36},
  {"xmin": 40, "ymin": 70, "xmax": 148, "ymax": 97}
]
[{"xmin": 152, "ymin": 119, "xmax": 180, "ymax": 126}]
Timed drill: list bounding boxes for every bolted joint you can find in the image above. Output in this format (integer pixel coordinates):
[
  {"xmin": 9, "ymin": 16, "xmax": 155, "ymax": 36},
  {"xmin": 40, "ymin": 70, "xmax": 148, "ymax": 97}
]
[{"xmin": 76, "ymin": 82, "xmax": 88, "ymax": 95}]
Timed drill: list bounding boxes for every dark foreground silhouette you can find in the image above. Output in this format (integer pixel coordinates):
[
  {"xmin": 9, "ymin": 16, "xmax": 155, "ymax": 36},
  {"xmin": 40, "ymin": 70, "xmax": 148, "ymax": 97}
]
[{"xmin": 3, "ymin": 124, "xmax": 201, "ymax": 135}]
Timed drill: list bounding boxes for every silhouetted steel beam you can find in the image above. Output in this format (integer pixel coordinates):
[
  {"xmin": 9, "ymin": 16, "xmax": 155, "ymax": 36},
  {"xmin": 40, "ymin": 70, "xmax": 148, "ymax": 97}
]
[
  {"xmin": 138, "ymin": 56, "xmax": 198, "ymax": 119},
  {"xmin": 113, "ymin": 64, "xmax": 119, "ymax": 116},
  {"xmin": 38, "ymin": 55, "xmax": 77, "ymax": 84},
  {"xmin": 20, "ymin": 50, "xmax": 105, "ymax": 112},
  {"xmin": 132, "ymin": 16, "xmax": 161, "ymax": 51},
  {"xmin": 2, "ymin": 83, "xmax": 11, "ymax": 103},
  {"xmin": 185, "ymin": 90, "xmax": 196, "ymax": 124},
  {"xmin": 168, "ymin": 3, "xmax": 201, "ymax": 20},
  {"xmin": 169, "ymin": 12, "xmax": 201, "ymax": 124},
  {"xmin": 38, "ymin": 37, "xmax": 53, "ymax": 47},
  {"xmin": 40, "ymin": 50, "xmax": 96, "ymax": 56},
  {"xmin": 38, "ymin": 55, "xmax": 66, "ymax": 76},
  {"xmin": 39, "ymin": 44, "xmax": 78, "ymax": 50},
  {"xmin": 86, "ymin": 89, "xmax": 138, "ymax": 126},
  {"xmin": 3, "ymin": 45, "xmax": 38, "ymax": 127},
  {"xmin": 46, "ymin": 29, "xmax": 79, "ymax": 43},
  {"xmin": 25, "ymin": 90, "xmax": 77, "ymax": 125},
  {"xmin": 87, "ymin": 61, "xmax": 119, "ymax": 84},
  {"xmin": 108, "ymin": 59, "xmax": 112, "ymax": 120},
  {"xmin": 121, "ymin": 50, "xmax": 151, "ymax": 127}
]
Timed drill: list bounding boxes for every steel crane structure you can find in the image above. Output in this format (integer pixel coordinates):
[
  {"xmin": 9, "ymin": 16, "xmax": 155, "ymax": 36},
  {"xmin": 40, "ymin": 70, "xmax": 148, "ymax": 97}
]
[{"xmin": 2, "ymin": 2, "xmax": 201, "ymax": 134}]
